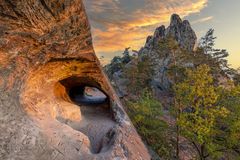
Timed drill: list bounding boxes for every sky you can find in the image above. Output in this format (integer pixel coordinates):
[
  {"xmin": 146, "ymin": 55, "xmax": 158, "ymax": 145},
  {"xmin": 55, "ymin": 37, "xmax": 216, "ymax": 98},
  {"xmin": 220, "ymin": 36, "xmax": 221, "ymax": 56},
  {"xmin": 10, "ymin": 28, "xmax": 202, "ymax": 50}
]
[{"xmin": 83, "ymin": 0, "xmax": 240, "ymax": 69}]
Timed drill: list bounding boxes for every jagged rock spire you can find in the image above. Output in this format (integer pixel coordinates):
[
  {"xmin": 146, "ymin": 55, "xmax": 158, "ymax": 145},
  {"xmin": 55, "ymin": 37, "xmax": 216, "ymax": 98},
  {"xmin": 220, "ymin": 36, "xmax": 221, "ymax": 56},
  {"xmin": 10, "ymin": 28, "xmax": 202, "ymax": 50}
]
[
  {"xmin": 169, "ymin": 14, "xmax": 183, "ymax": 26},
  {"xmin": 154, "ymin": 25, "xmax": 166, "ymax": 38},
  {"xmin": 166, "ymin": 14, "xmax": 197, "ymax": 51},
  {"xmin": 145, "ymin": 14, "xmax": 197, "ymax": 51}
]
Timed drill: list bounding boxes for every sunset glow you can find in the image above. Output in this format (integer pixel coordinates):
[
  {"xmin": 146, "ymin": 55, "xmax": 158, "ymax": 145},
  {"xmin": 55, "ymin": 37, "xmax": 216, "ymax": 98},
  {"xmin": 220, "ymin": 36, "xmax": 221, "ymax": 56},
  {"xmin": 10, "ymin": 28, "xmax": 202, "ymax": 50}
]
[{"xmin": 84, "ymin": 0, "xmax": 240, "ymax": 68}]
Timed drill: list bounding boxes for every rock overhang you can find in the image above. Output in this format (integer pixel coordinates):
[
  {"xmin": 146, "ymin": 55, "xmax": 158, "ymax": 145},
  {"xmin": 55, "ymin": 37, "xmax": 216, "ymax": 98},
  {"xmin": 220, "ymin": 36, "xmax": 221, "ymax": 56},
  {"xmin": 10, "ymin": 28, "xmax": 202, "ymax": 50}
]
[{"xmin": 0, "ymin": 0, "xmax": 151, "ymax": 159}]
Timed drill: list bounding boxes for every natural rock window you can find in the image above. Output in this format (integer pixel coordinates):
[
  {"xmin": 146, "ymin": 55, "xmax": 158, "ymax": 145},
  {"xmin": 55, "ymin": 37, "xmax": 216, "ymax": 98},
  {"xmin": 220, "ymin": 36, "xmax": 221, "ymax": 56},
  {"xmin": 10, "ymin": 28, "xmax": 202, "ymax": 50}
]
[
  {"xmin": 69, "ymin": 86, "xmax": 108, "ymax": 105},
  {"xmin": 57, "ymin": 76, "xmax": 115, "ymax": 154}
]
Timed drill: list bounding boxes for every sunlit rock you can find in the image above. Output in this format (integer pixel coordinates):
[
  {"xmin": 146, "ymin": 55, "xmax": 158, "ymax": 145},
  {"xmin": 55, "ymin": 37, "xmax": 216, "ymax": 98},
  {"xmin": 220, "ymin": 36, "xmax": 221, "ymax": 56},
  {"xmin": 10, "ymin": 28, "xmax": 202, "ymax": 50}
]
[{"xmin": 0, "ymin": 1, "xmax": 150, "ymax": 159}]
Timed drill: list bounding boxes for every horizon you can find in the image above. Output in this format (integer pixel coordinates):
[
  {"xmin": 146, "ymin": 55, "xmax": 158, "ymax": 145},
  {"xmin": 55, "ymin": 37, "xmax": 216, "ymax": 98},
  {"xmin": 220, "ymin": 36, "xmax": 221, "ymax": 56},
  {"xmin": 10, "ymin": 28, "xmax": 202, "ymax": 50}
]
[{"xmin": 84, "ymin": 0, "xmax": 240, "ymax": 69}]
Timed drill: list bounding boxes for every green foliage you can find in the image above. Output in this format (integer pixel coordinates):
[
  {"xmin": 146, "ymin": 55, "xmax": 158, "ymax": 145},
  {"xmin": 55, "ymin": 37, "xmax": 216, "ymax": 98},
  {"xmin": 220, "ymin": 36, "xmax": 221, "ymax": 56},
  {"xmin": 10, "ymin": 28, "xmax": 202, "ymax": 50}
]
[
  {"xmin": 105, "ymin": 28, "xmax": 239, "ymax": 159},
  {"xmin": 158, "ymin": 37, "xmax": 191, "ymax": 66},
  {"xmin": 175, "ymin": 65, "xmax": 229, "ymax": 159},
  {"xmin": 127, "ymin": 90, "xmax": 175, "ymax": 159},
  {"xmin": 157, "ymin": 37, "xmax": 179, "ymax": 55},
  {"xmin": 216, "ymin": 85, "xmax": 240, "ymax": 158},
  {"xmin": 124, "ymin": 56, "xmax": 154, "ymax": 95}
]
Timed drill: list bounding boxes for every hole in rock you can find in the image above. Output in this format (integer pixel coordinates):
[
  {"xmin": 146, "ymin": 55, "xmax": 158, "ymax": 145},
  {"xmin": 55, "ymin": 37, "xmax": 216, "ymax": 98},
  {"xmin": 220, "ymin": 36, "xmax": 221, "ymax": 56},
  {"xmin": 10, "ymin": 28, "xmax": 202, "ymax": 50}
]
[
  {"xmin": 69, "ymin": 86, "xmax": 108, "ymax": 105},
  {"xmin": 56, "ymin": 77, "xmax": 116, "ymax": 154}
]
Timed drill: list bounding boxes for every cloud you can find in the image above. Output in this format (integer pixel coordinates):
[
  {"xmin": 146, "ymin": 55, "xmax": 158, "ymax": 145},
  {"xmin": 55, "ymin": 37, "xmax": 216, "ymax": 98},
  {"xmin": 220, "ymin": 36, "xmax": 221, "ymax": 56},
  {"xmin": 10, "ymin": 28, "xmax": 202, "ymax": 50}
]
[
  {"xmin": 192, "ymin": 16, "xmax": 213, "ymax": 24},
  {"xmin": 83, "ymin": 0, "xmax": 208, "ymax": 58}
]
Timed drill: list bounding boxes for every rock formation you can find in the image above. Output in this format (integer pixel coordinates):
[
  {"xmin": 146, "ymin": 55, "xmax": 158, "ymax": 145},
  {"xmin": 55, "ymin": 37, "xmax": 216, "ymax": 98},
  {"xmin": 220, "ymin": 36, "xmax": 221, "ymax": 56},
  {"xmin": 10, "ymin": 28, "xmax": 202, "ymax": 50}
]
[
  {"xmin": 0, "ymin": 1, "xmax": 150, "ymax": 159},
  {"xmin": 106, "ymin": 14, "xmax": 197, "ymax": 99},
  {"xmin": 141, "ymin": 14, "xmax": 196, "ymax": 95},
  {"xmin": 146, "ymin": 14, "xmax": 197, "ymax": 51}
]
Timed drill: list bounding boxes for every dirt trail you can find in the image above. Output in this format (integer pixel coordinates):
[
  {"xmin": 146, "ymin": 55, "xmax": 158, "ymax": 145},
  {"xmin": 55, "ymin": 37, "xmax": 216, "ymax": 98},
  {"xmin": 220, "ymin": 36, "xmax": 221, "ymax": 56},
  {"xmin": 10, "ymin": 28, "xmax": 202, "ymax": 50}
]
[{"xmin": 62, "ymin": 95, "xmax": 116, "ymax": 153}]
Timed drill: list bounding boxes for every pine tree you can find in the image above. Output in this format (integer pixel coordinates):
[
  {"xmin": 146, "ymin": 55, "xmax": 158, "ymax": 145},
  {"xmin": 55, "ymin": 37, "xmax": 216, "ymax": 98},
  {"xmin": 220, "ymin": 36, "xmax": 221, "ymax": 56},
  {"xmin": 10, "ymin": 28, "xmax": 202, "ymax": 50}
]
[{"xmin": 199, "ymin": 29, "xmax": 229, "ymax": 73}]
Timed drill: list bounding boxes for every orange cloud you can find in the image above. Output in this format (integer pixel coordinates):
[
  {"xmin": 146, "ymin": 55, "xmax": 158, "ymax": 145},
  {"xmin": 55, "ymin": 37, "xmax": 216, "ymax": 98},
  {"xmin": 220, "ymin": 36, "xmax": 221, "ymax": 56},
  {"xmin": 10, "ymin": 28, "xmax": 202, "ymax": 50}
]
[
  {"xmin": 91, "ymin": 27, "xmax": 149, "ymax": 53},
  {"xmin": 84, "ymin": 0, "xmax": 208, "ymax": 59}
]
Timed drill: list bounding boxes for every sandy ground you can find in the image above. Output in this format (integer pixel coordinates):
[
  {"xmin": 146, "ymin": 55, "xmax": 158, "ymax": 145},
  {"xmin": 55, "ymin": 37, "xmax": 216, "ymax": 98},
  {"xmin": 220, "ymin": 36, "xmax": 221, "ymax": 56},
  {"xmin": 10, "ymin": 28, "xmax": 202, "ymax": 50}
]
[{"xmin": 59, "ymin": 93, "xmax": 115, "ymax": 153}]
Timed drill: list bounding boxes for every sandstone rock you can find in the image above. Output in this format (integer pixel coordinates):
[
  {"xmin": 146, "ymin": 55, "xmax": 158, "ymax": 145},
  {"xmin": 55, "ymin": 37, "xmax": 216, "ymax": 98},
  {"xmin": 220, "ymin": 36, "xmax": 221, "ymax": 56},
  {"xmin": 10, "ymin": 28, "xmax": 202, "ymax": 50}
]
[{"xmin": 0, "ymin": 1, "xmax": 150, "ymax": 160}]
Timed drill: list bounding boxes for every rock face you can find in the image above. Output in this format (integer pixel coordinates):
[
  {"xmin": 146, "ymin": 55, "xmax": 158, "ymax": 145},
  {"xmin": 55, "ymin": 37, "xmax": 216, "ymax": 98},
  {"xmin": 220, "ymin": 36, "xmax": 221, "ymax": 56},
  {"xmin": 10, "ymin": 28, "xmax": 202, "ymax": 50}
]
[
  {"xmin": 142, "ymin": 14, "xmax": 197, "ymax": 95},
  {"xmin": 0, "ymin": 1, "xmax": 150, "ymax": 160}
]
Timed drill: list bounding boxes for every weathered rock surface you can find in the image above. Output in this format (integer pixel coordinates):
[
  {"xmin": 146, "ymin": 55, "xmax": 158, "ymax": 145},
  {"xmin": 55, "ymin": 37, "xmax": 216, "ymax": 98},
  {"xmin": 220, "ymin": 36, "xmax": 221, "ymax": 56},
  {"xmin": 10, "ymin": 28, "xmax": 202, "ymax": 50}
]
[{"xmin": 0, "ymin": 1, "xmax": 150, "ymax": 160}]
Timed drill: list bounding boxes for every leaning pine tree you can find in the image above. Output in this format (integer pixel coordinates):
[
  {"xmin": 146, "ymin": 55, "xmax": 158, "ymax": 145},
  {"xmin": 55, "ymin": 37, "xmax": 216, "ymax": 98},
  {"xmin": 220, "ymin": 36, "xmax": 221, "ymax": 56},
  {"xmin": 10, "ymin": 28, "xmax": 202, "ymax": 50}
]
[{"xmin": 199, "ymin": 29, "xmax": 229, "ymax": 74}]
